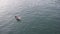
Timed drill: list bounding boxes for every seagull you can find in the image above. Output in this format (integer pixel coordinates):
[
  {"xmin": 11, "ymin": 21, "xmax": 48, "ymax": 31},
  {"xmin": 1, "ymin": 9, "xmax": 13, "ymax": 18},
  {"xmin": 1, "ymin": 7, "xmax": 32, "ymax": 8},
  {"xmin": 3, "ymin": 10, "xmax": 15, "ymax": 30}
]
[{"xmin": 15, "ymin": 16, "xmax": 21, "ymax": 21}]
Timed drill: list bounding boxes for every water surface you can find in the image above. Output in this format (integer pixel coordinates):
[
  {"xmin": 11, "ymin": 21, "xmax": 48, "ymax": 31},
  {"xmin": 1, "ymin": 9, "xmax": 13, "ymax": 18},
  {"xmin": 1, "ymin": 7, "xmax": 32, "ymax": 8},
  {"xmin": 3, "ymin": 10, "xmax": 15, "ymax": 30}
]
[{"xmin": 0, "ymin": 0, "xmax": 60, "ymax": 34}]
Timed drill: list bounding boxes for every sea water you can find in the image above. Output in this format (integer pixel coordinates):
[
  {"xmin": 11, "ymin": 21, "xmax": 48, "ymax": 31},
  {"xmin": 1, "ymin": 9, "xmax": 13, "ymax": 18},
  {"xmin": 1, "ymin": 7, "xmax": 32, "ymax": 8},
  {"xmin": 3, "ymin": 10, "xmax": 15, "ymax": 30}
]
[{"xmin": 0, "ymin": 0, "xmax": 60, "ymax": 34}]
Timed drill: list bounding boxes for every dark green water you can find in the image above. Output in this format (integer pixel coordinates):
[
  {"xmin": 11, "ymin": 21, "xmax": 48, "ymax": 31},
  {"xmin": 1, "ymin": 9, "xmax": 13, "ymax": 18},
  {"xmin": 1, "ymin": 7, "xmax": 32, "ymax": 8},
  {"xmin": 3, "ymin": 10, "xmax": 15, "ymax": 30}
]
[{"xmin": 0, "ymin": 0, "xmax": 60, "ymax": 34}]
